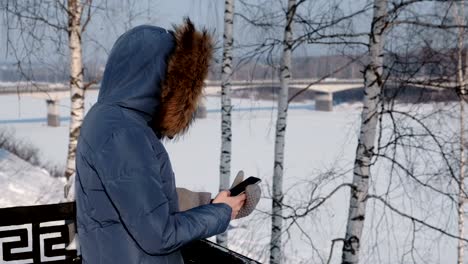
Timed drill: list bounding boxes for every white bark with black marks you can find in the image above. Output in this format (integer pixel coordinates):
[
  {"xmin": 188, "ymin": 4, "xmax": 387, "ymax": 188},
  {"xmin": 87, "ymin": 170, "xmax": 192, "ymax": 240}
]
[
  {"xmin": 459, "ymin": 83, "xmax": 466, "ymax": 264},
  {"xmin": 341, "ymin": 0, "xmax": 387, "ymax": 263},
  {"xmin": 270, "ymin": 0, "xmax": 295, "ymax": 263},
  {"xmin": 65, "ymin": 0, "xmax": 84, "ymax": 183},
  {"xmin": 458, "ymin": 73, "xmax": 466, "ymax": 264},
  {"xmin": 455, "ymin": 1, "xmax": 467, "ymax": 263},
  {"xmin": 217, "ymin": 0, "xmax": 234, "ymax": 247}
]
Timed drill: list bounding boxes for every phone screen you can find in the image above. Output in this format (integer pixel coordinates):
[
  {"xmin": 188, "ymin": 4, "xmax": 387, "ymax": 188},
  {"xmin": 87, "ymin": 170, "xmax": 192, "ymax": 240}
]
[{"xmin": 229, "ymin": 177, "xmax": 261, "ymax": 196}]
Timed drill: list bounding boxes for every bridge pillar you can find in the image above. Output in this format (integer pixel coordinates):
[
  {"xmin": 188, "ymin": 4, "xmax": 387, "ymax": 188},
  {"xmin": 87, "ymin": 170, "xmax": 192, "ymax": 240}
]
[
  {"xmin": 315, "ymin": 92, "xmax": 333, "ymax": 111},
  {"xmin": 46, "ymin": 99, "xmax": 60, "ymax": 127},
  {"xmin": 195, "ymin": 98, "xmax": 207, "ymax": 118}
]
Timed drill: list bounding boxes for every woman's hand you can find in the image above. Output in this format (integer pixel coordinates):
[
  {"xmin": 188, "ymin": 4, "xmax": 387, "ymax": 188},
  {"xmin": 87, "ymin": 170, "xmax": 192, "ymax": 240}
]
[{"xmin": 212, "ymin": 191, "xmax": 247, "ymax": 219}]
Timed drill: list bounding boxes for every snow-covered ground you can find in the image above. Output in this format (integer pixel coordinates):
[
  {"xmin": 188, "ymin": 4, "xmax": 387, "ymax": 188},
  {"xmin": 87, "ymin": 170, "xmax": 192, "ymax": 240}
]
[
  {"xmin": 0, "ymin": 149, "xmax": 68, "ymax": 264},
  {"xmin": 0, "ymin": 149, "xmax": 64, "ymax": 207},
  {"xmin": 0, "ymin": 91, "xmax": 360, "ymax": 198},
  {"xmin": 0, "ymin": 91, "xmax": 463, "ymax": 263}
]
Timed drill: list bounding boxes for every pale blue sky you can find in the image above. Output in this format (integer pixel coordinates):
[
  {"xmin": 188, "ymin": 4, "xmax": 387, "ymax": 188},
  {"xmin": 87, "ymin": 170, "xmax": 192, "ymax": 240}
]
[{"xmin": 0, "ymin": 0, "xmax": 372, "ymax": 64}]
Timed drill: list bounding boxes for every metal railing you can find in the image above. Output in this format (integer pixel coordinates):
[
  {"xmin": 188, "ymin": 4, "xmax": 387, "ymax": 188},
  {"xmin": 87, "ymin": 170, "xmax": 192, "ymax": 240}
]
[{"xmin": 0, "ymin": 202, "xmax": 260, "ymax": 264}]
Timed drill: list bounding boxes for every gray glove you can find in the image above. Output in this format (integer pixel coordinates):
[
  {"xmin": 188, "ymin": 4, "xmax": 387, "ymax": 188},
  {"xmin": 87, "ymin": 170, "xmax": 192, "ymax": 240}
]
[
  {"xmin": 230, "ymin": 171, "xmax": 261, "ymax": 219},
  {"xmin": 176, "ymin": 170, "xmax": 261, "ymax": 219}
]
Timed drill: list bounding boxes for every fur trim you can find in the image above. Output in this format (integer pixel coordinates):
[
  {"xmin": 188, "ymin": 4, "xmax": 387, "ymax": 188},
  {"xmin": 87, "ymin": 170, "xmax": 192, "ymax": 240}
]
[{"xmin": 153, "ymin": 18, "xmax": 213, "ymax": 138}]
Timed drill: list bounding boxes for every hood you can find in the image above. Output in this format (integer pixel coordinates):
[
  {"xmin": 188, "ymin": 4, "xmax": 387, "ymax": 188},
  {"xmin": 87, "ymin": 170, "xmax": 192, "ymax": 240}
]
[
  {"xmin": 98, "ymin": 25, "xmax": 174, "ymax": 117},
  {"xmin": 98, "ymin": 19, "xmax": 213, "ymax": 138}
]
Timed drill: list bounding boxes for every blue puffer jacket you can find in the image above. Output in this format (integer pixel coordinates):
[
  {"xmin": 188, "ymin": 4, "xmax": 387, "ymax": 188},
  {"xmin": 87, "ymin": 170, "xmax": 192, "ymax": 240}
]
[{"xmin": 75, "ymin": 24, "xmax": 231, "ymax": 264}]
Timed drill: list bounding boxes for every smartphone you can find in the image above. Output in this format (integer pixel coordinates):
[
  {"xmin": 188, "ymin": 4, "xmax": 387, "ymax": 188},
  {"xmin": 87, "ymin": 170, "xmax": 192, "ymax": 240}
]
[{"xmin": 229, "ymin": 176, "xmax": 261, "ymax": 196}]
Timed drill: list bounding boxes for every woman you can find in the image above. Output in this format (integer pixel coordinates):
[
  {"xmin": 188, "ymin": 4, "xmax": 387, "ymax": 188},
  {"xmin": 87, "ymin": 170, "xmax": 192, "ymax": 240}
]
[{"xmin": 75, "ymin": 19, "xmax": 249, "ymax": 263}]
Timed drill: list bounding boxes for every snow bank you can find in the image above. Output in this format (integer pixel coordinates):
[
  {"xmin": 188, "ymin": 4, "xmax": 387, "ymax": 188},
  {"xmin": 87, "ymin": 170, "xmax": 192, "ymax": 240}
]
[{"xmin": 0, "ymin": 148, "xmax": 64, "ymax": 207}]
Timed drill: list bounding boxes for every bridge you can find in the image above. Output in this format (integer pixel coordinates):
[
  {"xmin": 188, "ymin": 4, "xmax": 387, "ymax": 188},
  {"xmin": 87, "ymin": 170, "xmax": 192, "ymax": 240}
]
[
  {"xmin": 204, "ymin": 78, "xmax": 365, "ymax": 112},
  {"xmin": 0, "ymin": 78, "xmax": 445, "ymax": 127}
]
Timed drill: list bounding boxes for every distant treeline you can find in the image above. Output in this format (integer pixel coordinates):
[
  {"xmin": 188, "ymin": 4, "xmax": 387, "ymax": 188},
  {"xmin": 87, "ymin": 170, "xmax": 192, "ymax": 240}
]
[
  {"xmin": 0, "ymin": 62, "xmax": 103, "ymax": 83},
  {"xmin": 208, "ymin": 55, "xmax": 365, "ymax": 80},
  {"xmin": 0, "ymin": 55, "xmax": 364, "ymax": 82},
  {"xmin": 208, "ymin": 47, "xmax": 468, "ymax": 82},
  {"xmin": 0, "ymin": 48, "xmax": 462, "ymax": 105},
  {"xmin": 2, "ymin": 48, "xmax": 465, "ymax": 83}
]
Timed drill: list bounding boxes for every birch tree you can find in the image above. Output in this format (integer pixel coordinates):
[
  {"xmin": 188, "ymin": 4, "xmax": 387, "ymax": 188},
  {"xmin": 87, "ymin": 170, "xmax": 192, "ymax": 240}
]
[
  {"xmin": 270, "ymin": 0, "xmax": 296, "ymax": 263},
  {"xmin": 65, "ymin": 0, "xmax": 86, "ymax": 181},
  {"xmin": 235, "ymin": 0, "xmax": 370, "ymax": 261},
  {"xmin": 454, "ymin": 1, "xmax": 467, "ymax": 262},
  {"xmin": 233, "ymin": 0, "xmax": 468, "ymax": 262},
  {"xmin": 341, "ymin": 0, "xmax": 387, "ymax": 263},
  {"xmin": 217, "ymin": 0, "xmax": 235, "ymax": 247},
  {"xmin": 2, "ymin": 0, "xmax": 95, "ymax": 187}
]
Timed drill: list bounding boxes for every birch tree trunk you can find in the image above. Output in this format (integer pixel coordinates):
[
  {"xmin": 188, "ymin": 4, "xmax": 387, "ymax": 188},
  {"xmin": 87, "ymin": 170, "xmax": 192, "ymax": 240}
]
[
  {"xmin": 217, "ymin": 0, "xmax": 234, "ymax": 247},
  {"xmin": 341, "ymin": 0, "xmax": 387, "ymax": 263},
  {"xmin": 458, "ymin": 71, "xmax": 466, "ymax": 264},
  {"xmin": 460, "ymin": 81, "xmax": 466, "ymax": 264},
  {"xmin": 455, "ymin": 1, "xmax": 467, "ymax": 262},
  {"xmin": 65, "ymin": 0, "xmax": 84, "ymax": 182},
  {"xmin": 270, "ymin": 0, "xmax": 295, "ymax": 263}
]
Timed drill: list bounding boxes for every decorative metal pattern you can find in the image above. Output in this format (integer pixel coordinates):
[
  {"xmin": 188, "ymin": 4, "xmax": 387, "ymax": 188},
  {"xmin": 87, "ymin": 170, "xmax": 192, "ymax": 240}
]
[{"xmin": 0, "ymin": 203, "xmax": 78, "ymax": 263}]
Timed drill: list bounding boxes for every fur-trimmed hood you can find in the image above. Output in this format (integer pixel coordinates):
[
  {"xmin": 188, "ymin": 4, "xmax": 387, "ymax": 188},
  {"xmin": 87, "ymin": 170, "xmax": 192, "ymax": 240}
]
[
  {"xmin": 98, "ymin": 18, "xmax": 213, "ymax": 138},
  {"xmin": 153, "ymin": 18, "xmax": 213, "ymax": 138}
]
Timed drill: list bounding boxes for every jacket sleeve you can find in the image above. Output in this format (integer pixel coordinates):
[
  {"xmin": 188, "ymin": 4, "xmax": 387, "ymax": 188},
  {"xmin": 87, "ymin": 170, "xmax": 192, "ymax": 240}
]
[{"xmin": 93, "ymin": 128, "xmax": 231, "ymax": 255}]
